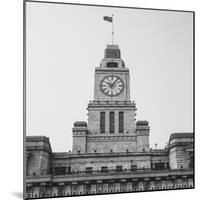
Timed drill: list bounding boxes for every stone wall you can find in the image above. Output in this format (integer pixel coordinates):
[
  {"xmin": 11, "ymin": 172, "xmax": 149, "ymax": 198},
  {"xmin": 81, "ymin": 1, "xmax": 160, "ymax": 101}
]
[
  {"xmin": 26, "ymin": 136, "xmax": 52, "ymax": 176},
  {"xmin": 86, "ymin": 135, "xmax": 137, "ymax": 153},
  {"xmin": 87, "ymin": 107, "xmax": 136, "ymax": 134},
  {"xmin": 168, "ymin": 133, "xmax": 193, "ymax": 169},
  {"xmin": 72, "ymin": 123, "xmax": 87, "ymax": 154},
  {"xmin": 136, "ymin": 134, "xmax": 149, "ymax": 152},
  {"xmin": 169, "ymin": 147, "xmax": 177, "ymax": 169},
  {"xmin": 169, "ymin": 146, "xmax": 190, "ymax": 169},
  {"xmin": 27, "ymin": 150, "xmax": 50, "ymax": 176},
  {"xmin": 72, "ymin": 133, "xmax": 87, "ymax": 154},
  {"xmin": 66, "ymin": 154, "xmax": 151, "ymax": 172}
]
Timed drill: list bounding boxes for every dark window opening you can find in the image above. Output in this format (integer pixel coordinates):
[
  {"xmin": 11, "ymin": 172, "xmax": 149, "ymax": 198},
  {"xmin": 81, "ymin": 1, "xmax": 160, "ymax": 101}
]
[
  {"xmin": 109, "ymin": 112, "xmax": 115, "ymax": 133},
  {"xmin": 119, "ymin": 112, "xmax": 124, "ymax": 133},
  {"xmin": 101, "ymin": 166, "xmax": 108, "ymax": 173},
  {"xmin": 54, "ymin": 167, "xmax": 66, "ymax": 175},
  {"xmin": 86, "ymin": 167, "xmax": 93, "ymax": 174},
  {"xmin": 67, "ymin": 166, "xmax": 71, "ymax": 174},
  {"xmin": 154, "ymin": 163, "xmax": 165, "ymax": 170},
  {"xmin": 131, "ymin": 165, "xmax": 137, "ymax": 171},
  {"xmin": 100, "ymin": 112, "xmax": 105, "ymax": 133},
  {"xmin": 116, "ymin": 165, "xmax": 123, "ymax": 172},
  {"xmin": 189, "ymin": 155, "xmax": 194, "ymax": 168},
  {"xmin": 107, "ymin": 62, "xmax": 118, "ymax": 68},
  {"xmin": 165, "ymin": 163, "xmax": 169, "ymax": 169}
]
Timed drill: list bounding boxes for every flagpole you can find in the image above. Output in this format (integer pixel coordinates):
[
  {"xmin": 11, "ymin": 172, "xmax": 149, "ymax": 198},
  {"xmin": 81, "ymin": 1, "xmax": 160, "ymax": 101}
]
[{"xmin": 112, "ymin": 14, "xmax": 114, "ymax": 44}]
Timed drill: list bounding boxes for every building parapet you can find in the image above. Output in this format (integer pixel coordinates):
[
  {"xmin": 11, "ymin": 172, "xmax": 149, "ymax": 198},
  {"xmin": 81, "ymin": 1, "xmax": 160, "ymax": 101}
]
[
  {"xmin": 136, "ymin": 121, "xmax": 150, "ymax": 134},
  {"xmin": 26, "ymin": 169, "xmax": 194, "ymax": 184},
  {"xmin": 150, "ymin": 149, "xmax": 168, "ymax": 153},
  {"xmin": 73, "ymin": 121, "xmax": 87, "ymax": 127},
  {"xmin": 87, "ymin": 100, "xmax": 136, "ymax": 109},
  {"xmin": 26, "ymin": 136, "xmax": 52, "ymax": 153},
  {"xmin": 169, "ymin": 133, "xmax": 193, "ymax": 141},
  {"xmin": 168, "ymin": 133, "xmax": 194, "ymax": 150},
  {"xmin": 52, "ymin": 151, "xmax": 168, "ymax": 160}
]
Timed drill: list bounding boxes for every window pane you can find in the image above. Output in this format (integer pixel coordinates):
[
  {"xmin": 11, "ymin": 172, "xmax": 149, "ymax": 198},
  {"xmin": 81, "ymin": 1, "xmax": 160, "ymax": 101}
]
[
  {"xmin": 101, "ymin": 166, "xmax": 108, "ymax": 173},
  {"xmin": 54, "ymin": 167, "xmax": 66, "ymax": 175},
  {"xmin": 109, "ymin": 112, "xmax": 115, "ymax": 133},
  {"xmin": 86, "ymin": 167, "xmax": 93, "ymax": 174},
  {"xmin": 119, "ymin": 112, "xmax": 124, "ymax": 133},
  {"xmin": 116, "ymin": 165, "xmax": 122, "ymax": 172},
  {"xmin": 100, "ymin": 112, "xmax": 105, "ymax": 133},
  {"xmin": 131, "ymin": 165, "xmax": 137, "ymax": 171}
]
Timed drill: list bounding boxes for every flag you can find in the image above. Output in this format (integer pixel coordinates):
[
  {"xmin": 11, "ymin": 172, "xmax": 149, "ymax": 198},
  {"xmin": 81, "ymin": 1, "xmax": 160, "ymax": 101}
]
[{"xmin": 103, "ymin": 16, "xmax": 113, "ymax": 23}]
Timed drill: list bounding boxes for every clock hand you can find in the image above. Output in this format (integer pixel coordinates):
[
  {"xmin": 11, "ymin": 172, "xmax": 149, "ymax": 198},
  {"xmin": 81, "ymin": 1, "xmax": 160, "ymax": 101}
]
[
  {"xmin": 105, "ymin": 81, "xmax": 113, "ymax": 88},
  {"xmin": 104, "ymin": 79, "xmax": 112, "ymax": 86},
  {"xmin": 111, "ymin": 79, "xmax": 120, "ymax": 88}
]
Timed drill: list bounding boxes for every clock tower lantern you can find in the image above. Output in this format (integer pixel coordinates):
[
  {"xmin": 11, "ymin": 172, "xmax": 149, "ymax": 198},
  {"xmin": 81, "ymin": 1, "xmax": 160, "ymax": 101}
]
[{"xmin": 73, "ymin": 44, "xmax": 150, "ymax": 154}]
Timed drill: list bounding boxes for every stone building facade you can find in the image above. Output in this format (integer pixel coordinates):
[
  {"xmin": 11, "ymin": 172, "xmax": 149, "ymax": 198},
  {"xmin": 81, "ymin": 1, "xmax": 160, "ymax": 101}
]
[{"xmin": 26, "ymin": 44, "xmax": 194, "ymax": 199}]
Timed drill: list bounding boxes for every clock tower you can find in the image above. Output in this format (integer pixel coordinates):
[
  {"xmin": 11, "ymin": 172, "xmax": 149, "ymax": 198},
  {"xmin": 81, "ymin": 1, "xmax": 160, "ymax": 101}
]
[
  {"xmin": 73, "ymin": 44, "xmax": 150, "ymax": 154},
  {"xmin": 94, "ymin": 44, "xmax": 130, "ymax": 101}
]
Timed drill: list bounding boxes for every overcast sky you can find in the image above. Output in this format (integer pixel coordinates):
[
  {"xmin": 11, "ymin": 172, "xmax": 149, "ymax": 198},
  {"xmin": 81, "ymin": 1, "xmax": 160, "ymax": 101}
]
[{"xmin": 26, "ymin": 2, "xmax": 193, "ymax": 152}]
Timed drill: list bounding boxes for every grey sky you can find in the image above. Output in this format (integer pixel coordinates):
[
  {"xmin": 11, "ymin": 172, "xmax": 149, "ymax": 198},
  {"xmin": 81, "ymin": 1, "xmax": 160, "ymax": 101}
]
[{"xmin": 26, "ymin": 2, "xmax": 193, "ymax": 152}]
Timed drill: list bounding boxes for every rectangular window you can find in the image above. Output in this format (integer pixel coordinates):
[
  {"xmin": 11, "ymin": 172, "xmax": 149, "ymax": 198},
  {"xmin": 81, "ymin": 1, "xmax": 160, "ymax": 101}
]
[
  {"xmin": 67, "ymin": 166, "xmax": 71, "ymax": 174},
  {"xmin": 109, "ymin": 112, "xmax": 115, "ymax": 133},
  {"xmin": 101, "ymin": 166, "xmax": 108, "ymax": 173},
  {"xmin": 86, "ymin": 167, "xmax": 93, "ymax": 174},
  {"xmin": 131, "ymin": 165, "xmax": 137, "ymax": 171},
  {"xmin": 100, "ymin": 112, "xmax": 105, "ymax": 133},
  {"xmin": 154, "ymin": 163, "xmax": 165, "ymax": 170},
  {"xmin": 54, "ymin": 167, "xmax": 66, "ymax": 175},
  {"xmin": 107, "ymin": 62, "xmax": 118, "ymax": 68},
  {"xmin": 116, "ymin": 165, "xmax": 123, "ymax": 172},
  {"xmin": 119, "ymin": 112, "xmax": 124, "ymax": 133}
]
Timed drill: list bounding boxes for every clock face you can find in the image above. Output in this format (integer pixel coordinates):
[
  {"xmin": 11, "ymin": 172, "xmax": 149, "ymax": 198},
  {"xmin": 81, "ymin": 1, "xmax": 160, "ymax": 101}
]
[{"xmin": 100, "ymin": 75, "xmax": 124, "ymax": 97}]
